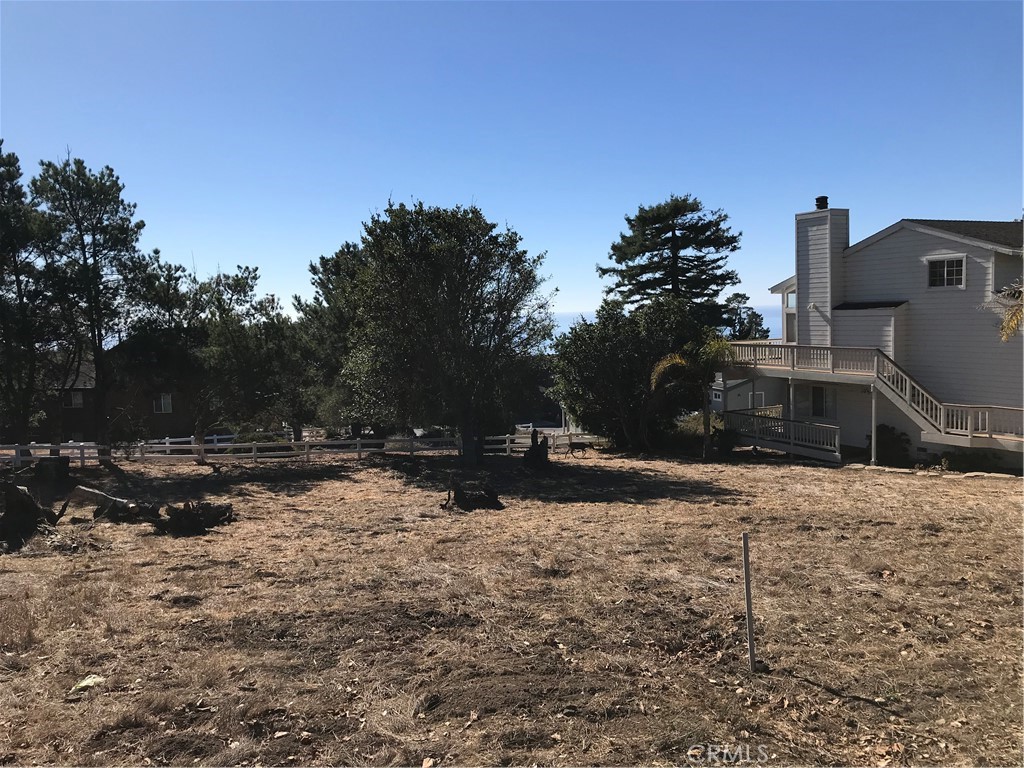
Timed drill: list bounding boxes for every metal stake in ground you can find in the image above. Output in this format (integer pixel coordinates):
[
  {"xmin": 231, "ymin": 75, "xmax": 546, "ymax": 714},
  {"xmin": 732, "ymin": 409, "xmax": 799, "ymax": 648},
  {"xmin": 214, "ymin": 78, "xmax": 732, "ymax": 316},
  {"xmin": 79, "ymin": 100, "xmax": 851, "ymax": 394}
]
[{"xmin": 742, "ymin": 531, "xmax": 758, "ymax": 673}]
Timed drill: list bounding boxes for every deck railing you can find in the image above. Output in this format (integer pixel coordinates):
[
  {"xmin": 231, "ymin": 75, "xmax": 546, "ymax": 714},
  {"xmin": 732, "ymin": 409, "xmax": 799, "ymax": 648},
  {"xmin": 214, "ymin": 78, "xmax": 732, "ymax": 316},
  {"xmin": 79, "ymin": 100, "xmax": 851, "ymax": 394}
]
[
  {"xmin": 722, "ymin": 410, "xmax": 840, "ymax": 457},
  {"xmin": 731, "ymin": 343, "xmax": 1024, "ymax": 440}
]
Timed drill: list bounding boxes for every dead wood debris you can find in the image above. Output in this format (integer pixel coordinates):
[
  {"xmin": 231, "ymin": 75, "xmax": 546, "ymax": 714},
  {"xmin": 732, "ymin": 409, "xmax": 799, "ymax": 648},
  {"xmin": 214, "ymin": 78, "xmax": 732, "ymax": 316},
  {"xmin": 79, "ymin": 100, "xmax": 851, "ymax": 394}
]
[
  {"xmin": 154, "ymin": 501, "xmax": 235, "ymax": 536},
  {"xmin": 440, "ymin": 476, "xmax": 503, "ymax": 511},
  {"xmin": 0, "ymin": 482, "xmax": 59, "ymax": 553}
]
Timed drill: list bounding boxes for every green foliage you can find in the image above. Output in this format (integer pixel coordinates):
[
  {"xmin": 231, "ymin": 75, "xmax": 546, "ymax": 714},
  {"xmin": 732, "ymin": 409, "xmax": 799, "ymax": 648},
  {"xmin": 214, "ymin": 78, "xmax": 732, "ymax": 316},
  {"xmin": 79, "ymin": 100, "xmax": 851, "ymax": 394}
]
[
  {"xmin": 549, "ymin": 297, "xmax": 700, "ymax": 450},
  {"xmin": 120, "ymin": 255, "xmax": 311, "ymax": 441},
  {"xmin": 873, "ymin": 424, "xmax": 913, "ymax": 467},
  {"xmin": 993, "ymin": 277, "xmax": 1022, "ymax": 342},
  {"xmin": 341, "ymin": 201, "xmax": 553, "ymax": 460},
  {"xmin": 650, "ymin": 332, "xmax": 740, "ymax": 459},
  {"xmin": 30, "ymin": 153, "xmax": 146, "ymax": 445},
  {"xmin": 0, "ymin": 141, "xmax": 47, "ymax": 442},
  {"xmin": 597, "ymin": 194, "xmax": 741, "ymax": 325},
  {"xmin": 722, "ymin": 292, "xmax": 770, "ymax": 340},
  {"xmin": 714, "ymin": 427, "xmax": 741, "ymax": 458},
  {"xmin": 938, "ymin": 449, "xmax": 1019, "ymax": 474}
]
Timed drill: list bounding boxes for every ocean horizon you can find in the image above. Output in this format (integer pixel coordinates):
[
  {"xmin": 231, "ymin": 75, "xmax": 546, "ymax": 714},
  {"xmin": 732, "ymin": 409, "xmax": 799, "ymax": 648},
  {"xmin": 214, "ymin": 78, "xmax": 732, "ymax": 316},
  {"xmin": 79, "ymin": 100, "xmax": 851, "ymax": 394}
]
[{"xmin": 552, "ymin": 305, "xmax": 782, "ymax": 339}]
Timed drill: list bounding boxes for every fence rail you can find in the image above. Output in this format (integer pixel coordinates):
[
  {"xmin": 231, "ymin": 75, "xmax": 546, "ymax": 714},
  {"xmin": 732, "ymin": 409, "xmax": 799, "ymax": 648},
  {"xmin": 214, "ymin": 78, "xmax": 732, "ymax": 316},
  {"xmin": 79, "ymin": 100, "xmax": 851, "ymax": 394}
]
[
  {"xmin": 0, "ymin": 433, "xmax": 606, "ymax": 468},
  {"xmin": 722, "ymin": 411, "xmax": 841, "ymax": 460}
]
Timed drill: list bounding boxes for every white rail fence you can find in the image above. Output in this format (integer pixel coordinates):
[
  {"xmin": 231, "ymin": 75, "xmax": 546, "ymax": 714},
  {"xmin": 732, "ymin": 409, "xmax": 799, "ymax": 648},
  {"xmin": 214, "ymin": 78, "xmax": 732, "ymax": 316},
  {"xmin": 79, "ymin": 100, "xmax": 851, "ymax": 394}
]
[{"xmin": 0, "ymin": 433, "xmax": 606, "ymax": 468}]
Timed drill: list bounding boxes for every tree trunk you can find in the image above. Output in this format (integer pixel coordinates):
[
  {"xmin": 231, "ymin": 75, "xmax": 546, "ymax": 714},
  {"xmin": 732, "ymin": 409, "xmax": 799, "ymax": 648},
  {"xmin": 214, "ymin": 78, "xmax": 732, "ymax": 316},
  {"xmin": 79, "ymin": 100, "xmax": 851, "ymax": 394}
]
[
  {"xmin": 459, "ymin": 417, "xmax": 481, "ymax": 467},
  {"xmin": 93, "ymin": 349, "xmax": 112, "ymax": 463},
  {"xmin": 701, "ymin": 392, "xmax": 713, "ymax": 461}
]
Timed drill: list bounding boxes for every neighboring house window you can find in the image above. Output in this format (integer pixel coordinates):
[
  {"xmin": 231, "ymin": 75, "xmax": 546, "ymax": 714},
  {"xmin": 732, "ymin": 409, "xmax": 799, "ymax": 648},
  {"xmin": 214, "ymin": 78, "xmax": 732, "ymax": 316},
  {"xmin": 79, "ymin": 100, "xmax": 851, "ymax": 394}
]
[
  {"xmin": 63, "ymin": 391, "xmax": 83, "ymax": 409},
  {"xmin": 153, "ymin": 393, "xmax": 173, "ymax": 414},
  {"xmin": 786, "ymin": 290, "xmax": 797, "ymax": 309},
  {"xmin": 712, "ymin": 391, "xmax": 723, "ymax": 402},
  {"xmin": 928, "ymin": 258, "xmax": 964, "ymax": 287},
  {"xmin": 748, "ymin": 391, "xmax": 765, "ymax": 408}
]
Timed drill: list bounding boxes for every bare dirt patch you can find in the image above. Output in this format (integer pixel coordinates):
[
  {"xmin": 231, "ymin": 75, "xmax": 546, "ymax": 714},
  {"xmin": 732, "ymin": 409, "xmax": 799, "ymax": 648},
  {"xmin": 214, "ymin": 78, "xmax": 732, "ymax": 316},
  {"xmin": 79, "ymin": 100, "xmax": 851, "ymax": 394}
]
[{"xmin": 0, "ymin": 453, "xmax": 1020, "ymax": 765}]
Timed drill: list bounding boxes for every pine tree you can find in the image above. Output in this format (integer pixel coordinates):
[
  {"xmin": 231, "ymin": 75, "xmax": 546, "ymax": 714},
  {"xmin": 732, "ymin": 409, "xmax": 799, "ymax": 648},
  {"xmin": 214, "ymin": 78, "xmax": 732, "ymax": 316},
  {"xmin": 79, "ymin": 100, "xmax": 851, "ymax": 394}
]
[{"xmin": 598, "ymin": 194, "xmax": 741, "ymax": 324}]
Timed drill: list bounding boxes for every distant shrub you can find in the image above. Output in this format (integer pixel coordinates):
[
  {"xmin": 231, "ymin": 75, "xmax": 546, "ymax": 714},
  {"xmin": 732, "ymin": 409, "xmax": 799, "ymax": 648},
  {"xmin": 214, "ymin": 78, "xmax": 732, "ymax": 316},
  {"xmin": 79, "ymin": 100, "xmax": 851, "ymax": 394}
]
[
  {"xmin": 715, "ymin": 427, "xmax": 741, "ymax": 459},
  {"xmin": 939, "ymin": 449, "xmax": 1021, "ymax": 474},
  {"xmin": 873, "ymin": 424, "xmax": 912, "ymax": 467}
]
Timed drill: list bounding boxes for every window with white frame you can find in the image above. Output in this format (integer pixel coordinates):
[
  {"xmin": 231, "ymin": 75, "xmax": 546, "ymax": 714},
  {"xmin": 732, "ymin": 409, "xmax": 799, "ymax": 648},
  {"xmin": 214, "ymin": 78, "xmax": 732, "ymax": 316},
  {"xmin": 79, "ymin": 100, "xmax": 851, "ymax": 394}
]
[
  {"xmin": 928, "ymin": 258, "xmax": 964, "ymax": 288},
  {"xmin": 153, "ymin": 393, "xmax": 173, "ymax": 414},
  {"xmin": 63, "ymin": 390, "xmax": 84, "ymax": 409},
  {"xmin": 712, "ymin": 391, "xmax": 723, "ymax": 402}
]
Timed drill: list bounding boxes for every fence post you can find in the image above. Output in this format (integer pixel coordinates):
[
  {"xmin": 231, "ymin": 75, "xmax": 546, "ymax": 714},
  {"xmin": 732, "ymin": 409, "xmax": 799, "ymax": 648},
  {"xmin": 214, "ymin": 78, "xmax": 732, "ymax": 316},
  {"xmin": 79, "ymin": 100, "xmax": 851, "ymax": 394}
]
[
  {"xmin": 305, "ymin": 441, "xmax": 312, "ymax": 462},
  {"xmin": 357, "ymin": 437, "xmax": 362, "ymax": 460},
  {"xmin": 79, "ymin": 445, "xmax": 86, "ymax": 468},
  {"xmin": 139, "ymin": 443, "xmax": 146, "ymax": 464},
  {"xmin": 408, "ymin": 436, "xmax": 415, "ymax": 457},
  {"xmin": 505, "ymin": 434, "xmax": 511, "ymax": 456}
]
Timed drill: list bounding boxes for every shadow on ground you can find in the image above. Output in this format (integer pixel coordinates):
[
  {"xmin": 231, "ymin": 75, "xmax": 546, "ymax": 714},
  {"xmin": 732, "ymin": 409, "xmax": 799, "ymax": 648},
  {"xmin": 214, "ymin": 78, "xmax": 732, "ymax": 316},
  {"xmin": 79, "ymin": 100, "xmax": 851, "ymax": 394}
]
[
  {"xmin": 377, "ymin": 452, "xmax": 746, "ymax": 505},
  {"xmin": 27, "ymin": 450, "xmax": 744, "ymax": 507},
  {"xmin": 53, "ymin": 461, "xmax": 356, "ymax": 504}
]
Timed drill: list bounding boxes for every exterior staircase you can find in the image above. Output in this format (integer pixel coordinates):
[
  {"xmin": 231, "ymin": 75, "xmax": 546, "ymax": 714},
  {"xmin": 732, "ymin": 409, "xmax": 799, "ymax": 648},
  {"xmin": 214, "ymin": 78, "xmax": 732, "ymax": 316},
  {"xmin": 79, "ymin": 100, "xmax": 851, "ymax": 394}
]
[{"xmin": 728, "ymin": 343, "xmax": 1024, "ymax": 454}]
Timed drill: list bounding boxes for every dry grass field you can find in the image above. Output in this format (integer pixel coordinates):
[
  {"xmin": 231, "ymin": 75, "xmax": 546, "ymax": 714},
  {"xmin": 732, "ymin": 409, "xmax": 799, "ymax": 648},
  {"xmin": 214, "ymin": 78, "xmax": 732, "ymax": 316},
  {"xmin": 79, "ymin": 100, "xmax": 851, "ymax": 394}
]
[{"xmin": 0, "ymin": 451, "xmax": 1021, "ymax": 767}]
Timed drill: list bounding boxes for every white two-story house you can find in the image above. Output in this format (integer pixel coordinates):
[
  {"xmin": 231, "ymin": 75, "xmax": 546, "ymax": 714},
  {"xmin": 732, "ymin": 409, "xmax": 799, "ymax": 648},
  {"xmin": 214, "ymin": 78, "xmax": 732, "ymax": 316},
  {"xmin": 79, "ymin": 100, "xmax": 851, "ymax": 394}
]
[{"xmin": 719, "ymin": 197, "xmax": 1022, "ymax": 466}]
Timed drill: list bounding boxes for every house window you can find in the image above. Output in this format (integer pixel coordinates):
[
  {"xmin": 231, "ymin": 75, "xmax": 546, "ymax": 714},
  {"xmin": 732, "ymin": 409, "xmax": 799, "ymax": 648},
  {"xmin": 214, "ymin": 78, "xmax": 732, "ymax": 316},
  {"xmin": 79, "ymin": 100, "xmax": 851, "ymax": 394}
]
[
  {"xmin": 712, "ymin": 391, "xmax": 723, "ymax": 402},
  {"xmin": 748, "ymin": 391, "xmax": 765, "ymax": 408},
  {"xmin": 786, "ymin": 290, "xmax": 797, "ymax": 309},
  {"xmin": 811, "ymin": 386, "xmax": 826, "ymax": 418},
  {"xmin": 928, "ymin": 258, "xmax": 964, "ymax": 287},
  {"xmin": 153, "ymin": 393, "xmax": 173, "ymax": 414},
  {"xmin": 784, "ymin": 313, "xmax": 797, "ymax": 343},
  {"xmin": 63, "ymin": 391, "xmax": 84, "ymax": 409}
]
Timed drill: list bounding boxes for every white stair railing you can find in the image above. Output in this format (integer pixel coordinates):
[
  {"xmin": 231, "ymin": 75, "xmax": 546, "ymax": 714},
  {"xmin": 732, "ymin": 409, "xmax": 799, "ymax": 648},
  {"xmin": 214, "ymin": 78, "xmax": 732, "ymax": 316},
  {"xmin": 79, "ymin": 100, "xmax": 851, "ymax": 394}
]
[{"xmin": 733, "ymin": 343, "xmax": 1023, "ymax": 440}]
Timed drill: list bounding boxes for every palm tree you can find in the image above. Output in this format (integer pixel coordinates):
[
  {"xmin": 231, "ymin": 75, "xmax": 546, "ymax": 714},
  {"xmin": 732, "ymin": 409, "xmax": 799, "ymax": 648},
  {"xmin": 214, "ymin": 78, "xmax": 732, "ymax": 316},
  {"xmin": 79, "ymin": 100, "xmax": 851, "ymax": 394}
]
[
  {"xmin": 994, "ymin": 279, "xmax": 1023, "ymax": 342},
  {"xmin": 651, "ymin": 334, "xmax": 740, "ymax": 459}
]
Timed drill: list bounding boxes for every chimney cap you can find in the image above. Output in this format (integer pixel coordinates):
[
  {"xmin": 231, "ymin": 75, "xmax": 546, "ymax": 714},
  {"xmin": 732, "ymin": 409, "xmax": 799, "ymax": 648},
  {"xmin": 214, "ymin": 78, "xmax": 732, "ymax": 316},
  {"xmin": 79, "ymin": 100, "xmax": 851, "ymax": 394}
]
[{"xmin": 815, "ymin": 195, "xmax": 829, "ymax": 210}]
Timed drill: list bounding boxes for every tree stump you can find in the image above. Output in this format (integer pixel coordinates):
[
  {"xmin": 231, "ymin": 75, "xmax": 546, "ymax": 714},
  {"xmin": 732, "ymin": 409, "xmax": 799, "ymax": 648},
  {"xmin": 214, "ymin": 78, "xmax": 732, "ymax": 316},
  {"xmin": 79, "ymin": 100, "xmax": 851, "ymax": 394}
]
[{"xmin": 1, "ymin": 482, "xmax": 58, "ymax": 553}]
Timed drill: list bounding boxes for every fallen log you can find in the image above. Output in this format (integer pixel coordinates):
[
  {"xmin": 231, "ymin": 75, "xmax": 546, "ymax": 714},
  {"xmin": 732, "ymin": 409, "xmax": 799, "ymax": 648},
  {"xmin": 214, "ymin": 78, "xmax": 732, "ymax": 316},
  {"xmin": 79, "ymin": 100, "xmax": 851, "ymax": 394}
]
[
  {"xmin": 57, "ymin": 485, "xmax": 160, "ymax": 524},
  {"xmin": 154, "ymin": 501, "xmax": 234, "ymax": 535}
]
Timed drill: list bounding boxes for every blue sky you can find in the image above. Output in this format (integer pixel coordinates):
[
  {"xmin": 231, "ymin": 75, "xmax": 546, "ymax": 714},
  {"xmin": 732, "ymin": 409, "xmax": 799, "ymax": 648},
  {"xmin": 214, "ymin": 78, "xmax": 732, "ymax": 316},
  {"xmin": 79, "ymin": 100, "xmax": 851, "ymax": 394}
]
[{"xmin": 2, "ymin": 1, "xmax": 1021, "ymax": 336}]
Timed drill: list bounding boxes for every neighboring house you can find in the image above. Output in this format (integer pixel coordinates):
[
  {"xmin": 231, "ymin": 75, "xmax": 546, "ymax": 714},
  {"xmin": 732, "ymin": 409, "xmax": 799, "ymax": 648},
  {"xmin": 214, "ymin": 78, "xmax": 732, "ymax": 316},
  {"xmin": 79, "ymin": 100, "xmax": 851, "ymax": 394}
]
[
  {"xmin": 720, "ymin": 196, "xmax": 1023, "ymax": 465},
  {"xmin": 34, "ymin": 356, "xmax": 195, "ymax": 444}
]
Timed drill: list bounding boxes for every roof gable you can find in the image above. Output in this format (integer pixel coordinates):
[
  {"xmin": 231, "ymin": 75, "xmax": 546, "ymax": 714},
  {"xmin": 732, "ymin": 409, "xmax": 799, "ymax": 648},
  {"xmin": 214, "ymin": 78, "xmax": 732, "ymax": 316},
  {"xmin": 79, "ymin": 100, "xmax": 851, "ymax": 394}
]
[
  {"xmin": 905, "ymin": 220, "xmax": 1022, "ymax": 250},
  {"xmin": 846, "ymin": 219, "xmax": 1023, "ymax": 256}
]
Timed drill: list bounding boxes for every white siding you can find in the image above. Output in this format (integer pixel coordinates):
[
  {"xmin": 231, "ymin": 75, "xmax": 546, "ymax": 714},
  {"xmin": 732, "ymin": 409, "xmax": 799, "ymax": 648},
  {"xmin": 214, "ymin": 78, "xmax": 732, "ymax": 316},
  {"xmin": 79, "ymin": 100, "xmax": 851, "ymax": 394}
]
[
  {"xmin": 833, "ymin": 308, "xmax": 895, "ymax": 355},
  {"xmin": 719, "ymin": 378, "xmax": 787, "ymax": 412},
  {"xmin": 993, "ymin": 252, "xmax": 1022, "ymax": 293},
  {"xmin": 892, "ymin": 304, "xmax": 909, "ymax": 362},
  {"xmin": 829, "ymin": 209, "xmax": 849, "ymax": 309},
  {"xmin": 841, "ymin": 228, "xmax": 1023, "ymax": 408},
  {"xmin": 834, "ymin": 385, "xmax": 929, "ymax": 450},
  {"xmin": 796, "ymin": 213, "xmax": 832, "ymax": 346}
]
